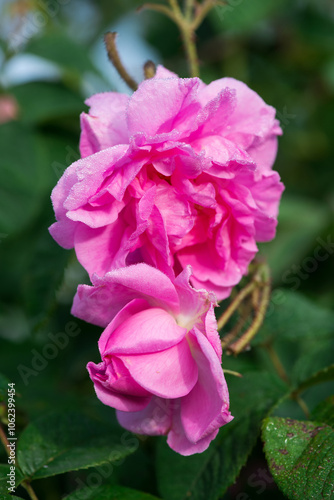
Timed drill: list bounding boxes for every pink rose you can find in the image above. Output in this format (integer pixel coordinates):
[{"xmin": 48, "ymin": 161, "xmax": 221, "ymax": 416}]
[
  {"xmin": 50, "ymin": 66, "xmax": 284, "ymax": 299},
  {"xmin": 72, "ymin": 263, "xmax": 233, "ymax": 455}
]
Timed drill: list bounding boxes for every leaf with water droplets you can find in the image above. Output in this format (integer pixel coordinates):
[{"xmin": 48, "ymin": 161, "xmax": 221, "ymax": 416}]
[{"xmin": 262, "ymin": 416, "xmax": 334, "ymax": 500}]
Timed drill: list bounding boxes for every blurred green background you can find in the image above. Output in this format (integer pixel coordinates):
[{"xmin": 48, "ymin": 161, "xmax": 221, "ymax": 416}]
[{"xmin": 0, "ymin": 0, "xmax": 333, "ymax": 498}]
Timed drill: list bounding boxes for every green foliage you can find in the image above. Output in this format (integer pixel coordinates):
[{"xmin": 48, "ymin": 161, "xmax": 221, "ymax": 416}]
[
  {"xmin": 0, "ymin": 0, "xmax": 333, "ymax": 499},
  {"xmin": 156, "ymin": 373, "xmax": 288, "ymax": 500},
  {"xmin": 11, "ymin": 82, "xmax": 86, "ymax": 125},
  {"xmin": 64, "ymin": 485, "xmax": 162, "ymax": 500},
  {"xmin": 0, "ymin": 465, "xmax": 23, "ymax": 494},
  {"xmin": 0, "ymin": 375, "xmax": 10, "ymax": 403},
  {"xmin": 0, "ymin": 123, "xmax": 49, "ymax": 236},
  {"xmin": 16, "ymin": 411, "xmax": 137, "ymax": 479},
  {"xmin": 262, "ymin": 415, "xmax": 334, "ymax": 500}
]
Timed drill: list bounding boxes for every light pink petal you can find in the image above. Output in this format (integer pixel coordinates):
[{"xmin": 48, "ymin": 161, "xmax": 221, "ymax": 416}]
[
  {"xmin": 118, "ymin": 337, "xmax": 198, "ymax": 399},
  {"xmin": 247, "ymin": 134, "xmax": 279, "ymax": 171},
  {"xmin": 102, "ymin": 307, "xmax": 186, "ymax": 355},
  {"xmin": 204, "ymin": 304, "xmax": 222, "ymax": 359},
  {"xmin": 71, "ymin": 263, "xmax": 180, "ymax": 327},
  {"xmin": 173, "ymin": 266, "xmax": 217, "ymax": 331},
  {"xmin": 180, "ymin": 328, "xmax": 231, "ymax": 443},
  {"xmin": 117, "ymin": 396, "xmax": 173, "ymax": 435},
  {"xmin": 127, "ymin": 77, "xmax": 201, "ymax": 138},
  {"xmin": 199, "ymin": 78, "xmax": 279, "ymax": 147},
  {"xmin": 154, "ymin": 181, "xmax": 194, "ymax": 244},
  {"xmin": 154, "ymin": 65, "xmax": 178, "ymax": 79},
  {"xmin": 80, "ymin": 92, "xmax": 129, "ymax": 157},
  {"xmin": 63, "ymin": 145, "xmax": 128, "ymax": 211},
  {"xmin": 191, "ymin": 136, "xmax": 254, "ymax": 171},
  {"xmin": 67, "ymin": 197, "xmax": 124, "ymax": 228},
  {"xmin": 73, "ymin": 216, "xmax": 132, "ymax": 277},
  {"xmin": 87, "ymin": 361, "xmax": 151, "ymax": 412},
  {"xmin": 167, "ymin": 408, "xmax": 219, "ymax": 456},
  {"xmin": 97, "ymin": 298, "xmax": 150, "ymax": 353}
]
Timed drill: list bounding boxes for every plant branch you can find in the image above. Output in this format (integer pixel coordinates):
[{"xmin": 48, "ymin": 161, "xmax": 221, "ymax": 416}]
[
  {"xmin": 168, "ymin": 0, "xmax": 183, "ymax": 15},
  {"xmin": 138, "ymin": 3, "xmax": 177, "ymax": 22},
  {"xmin": 104, "ymin": 32, "xmax": 138, "ymax": 91},
  {"xmin": 192, "ymin": 0, "xmax": 225, "ymax": 29},
  {"xmin": 185, "ymin": 0, "xmax": 195, "ymax": 19},
  {"xmin": 217, "ymin": 280, "xmax": 256, "ymax": 331},
  {"xmin": 228, "ymin": 281, "xmax": 270, "ymax": 354},
  {"xmin": 221, "ymin": 298, "xmax": 252, "ymax": 349}
]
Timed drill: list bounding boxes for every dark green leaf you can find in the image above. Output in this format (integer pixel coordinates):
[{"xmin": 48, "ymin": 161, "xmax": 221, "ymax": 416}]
[
  {"xmin": 156, "ymin": 372, "xmax": 288, "ymax": 500},
  {"xmin": 296, "ymin": 365, "xmax": 334, "ymax": 396},
  {"xmin": 311, "ymin": 396, "xmax": 334, "ymax": 427},
  {"xmin": 0, "ymin": 122, "xmax": 49, "ymax": 235},
  {"xmin": 262, "ymin": 416, "xmax": 334, "ymax": 500},
  {"xmin": 211, "ymin": 0, "xmax": 290, "ymax": 33},
  {"xmin": 0, "ymin": 495, "xmax": 25, "ymax": 500},
  {"xmin": 17, "ymin": 411, "xmax": 137, "ymax": 479},
  {"xmin": 0, "ymin": 374, "xmax": 10, "ymax": 403},
  {"xmin": 0, "ymin": 464, "xmax": 23, "ymax": 494},
  {"xmin": 25, "ymin": 32, "xmax": 98, "ymax": 76},
  {"xmin": 254, "ymin": 290, "xmax": 334, "ymax": 386},
  {"xmin": 258, "ymin": 196, "xmax": 330, "ymax": 283},
  {"xmin": 64, "ymin": 485, "xmax": 161, "ymax": 500},
  {"xmin": 256, "ymin": 289, "xmax": 334, "ymax": 343},
  {"xmin": 11, "ymin": 82, "xmax": 85, "ymax": 125}
]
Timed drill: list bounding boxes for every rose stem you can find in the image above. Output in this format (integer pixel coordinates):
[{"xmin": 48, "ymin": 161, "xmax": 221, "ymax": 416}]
[{"xmin": 104, "ymin": 32, "xmax": 138, "ymax": 91}]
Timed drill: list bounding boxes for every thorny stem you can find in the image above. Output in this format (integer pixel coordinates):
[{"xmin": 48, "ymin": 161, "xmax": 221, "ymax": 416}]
[
  {"xmin": 104, "ymin": 32, "xmax": 138, "ymax": 91},
  {"xmin": 221, "ymin": 298, "xmax": 252, "ymax": 349},
  {"xmin": 0, "ymin": 420, "xmax": 39, "ymax": 500},
  {"xmin": 217, "ymin": 280, "xmax": 257, "ymax": 331},
  {"xmin": 228, "ymin": 280, "xmax": 270, "ymax": 354}
]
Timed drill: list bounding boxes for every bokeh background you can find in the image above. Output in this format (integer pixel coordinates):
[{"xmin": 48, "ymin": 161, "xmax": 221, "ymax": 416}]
[{"xmin": 0, "ymin": 0, "xmax": 333, "ymax": 498}]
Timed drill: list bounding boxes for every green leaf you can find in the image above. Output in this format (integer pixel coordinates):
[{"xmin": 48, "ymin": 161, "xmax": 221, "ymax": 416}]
[
  {"xmin": 311, "ymin": 396, "xmax": 334, "ymax": 427},
  {"xmin": 0, "ymin": 374, "xmax": 10, "ymax": 403},
  {"xmin": 156, "ymin": 372, "xmax": 288, "ymax": 500},
  {"xmin": 256, "ymin": 289, "xmax": 334, "ymax": 343},
  {"xmin": 211, "ymin": 0, "xmax": 290, "ymax": 32},
  {"xmin": 64, "ymin": 485, "xmax": 161, "ymax": 500},
  {"xmin": 254, "ymin": 289, "xmax": 334, "ymax": 386},
  {"xmin": 17, "ymin": 411, "xmax": 137, "ymax": 479},
  {"xmin": 24, "ymin": 32, "xmax": 98, "ymax": 76},
  {"xmin": 262, "ymin": 416, "xmax": 334, "ymax": 500},
  {"xmin": 11, "ymin": 82, "xmax": 85, "ymax": 125},
  {"xmin": 0, "ymin": 495, "xmax": 25, "ymax": 500},
  {"xmin": 0, "ymin": 122, "xmax": 49, "ymax": 236},
  {"xmin": 259, "ymin": 196, "xmax": 330, "ymax": 283},
  {"xmin": 296, "ymin": 365, "xmax": 334, "ymax": 396},
  {"xmin": 0, "ymin": 464, "xmax": 23, "ymax": 494}
]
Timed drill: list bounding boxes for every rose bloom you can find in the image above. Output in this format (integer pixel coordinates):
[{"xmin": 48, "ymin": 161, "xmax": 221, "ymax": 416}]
[
  {"xmin": 72, "ymin": 263, "xmax": 232, "ymax": 455},
  {"xmin": 50, "ymin": 66, "xmax": 284, "ymax": 299}
]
